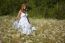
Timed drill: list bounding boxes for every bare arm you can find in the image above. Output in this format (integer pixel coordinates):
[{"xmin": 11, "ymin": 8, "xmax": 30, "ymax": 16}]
[{"xmin": 16, "ymin": 10, "xmax": 21, "ymax": 20}]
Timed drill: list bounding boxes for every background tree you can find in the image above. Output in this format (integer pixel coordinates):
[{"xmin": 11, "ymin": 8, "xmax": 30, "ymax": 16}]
[{"xmin": 0, "ymin": 0, "xmax": 65, "ymax": 19}]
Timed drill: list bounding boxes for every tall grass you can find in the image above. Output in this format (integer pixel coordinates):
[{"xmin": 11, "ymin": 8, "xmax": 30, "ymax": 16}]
[{"xmin": 0, "ymin": 15, "xmax": 65, "ymax": 43}]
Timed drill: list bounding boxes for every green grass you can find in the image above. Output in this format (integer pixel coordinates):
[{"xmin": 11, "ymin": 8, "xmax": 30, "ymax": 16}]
[{"xmin": 0, "ymin": 15, "xmax": 65, "ymax": 43}]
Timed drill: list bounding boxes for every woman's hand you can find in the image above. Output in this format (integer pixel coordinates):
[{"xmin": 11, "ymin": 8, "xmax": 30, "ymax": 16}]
[{"xmin": 15, "ymin": 17, "xmax": 20, "ymax": 21}]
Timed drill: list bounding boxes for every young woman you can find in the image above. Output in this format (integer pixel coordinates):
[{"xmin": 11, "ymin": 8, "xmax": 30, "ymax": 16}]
[{"xmin": 13, "ymin": 3, "xmax": 36, "ymax": 35}]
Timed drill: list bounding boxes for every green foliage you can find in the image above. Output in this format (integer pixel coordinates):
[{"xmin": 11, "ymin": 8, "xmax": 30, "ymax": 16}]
[
  {"xmin": 0, "ymin": 0, "xmax": 24, "ymax": 15},
  {"xmin": 28, "ymin": 0, "xmax": 58, "ymax": 18},
  {"xmin": 0, "ymin": 0, "xmax": 65, "ymax": 19}
]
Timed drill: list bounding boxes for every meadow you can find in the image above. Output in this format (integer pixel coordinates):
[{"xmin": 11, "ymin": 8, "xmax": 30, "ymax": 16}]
[{"xmin": 0, "ymin": 15, "xmax": 65, "ymax": 43}]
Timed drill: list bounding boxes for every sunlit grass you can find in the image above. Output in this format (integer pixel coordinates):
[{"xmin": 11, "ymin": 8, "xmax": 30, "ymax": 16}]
[{"xmin": 0, "ymin": 15, "xmax": 65, "ymax": 43}]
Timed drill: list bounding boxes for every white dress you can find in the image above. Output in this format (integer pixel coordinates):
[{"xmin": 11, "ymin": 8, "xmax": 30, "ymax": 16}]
[{"xmin": 13, "ymin": 12, "xmax": 36, "ymax": 35}]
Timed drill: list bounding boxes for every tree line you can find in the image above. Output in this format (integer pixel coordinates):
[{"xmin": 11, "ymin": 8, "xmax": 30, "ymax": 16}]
[{"xmin": 0, "ymin": 0, "xmax": 65, "ymax": 19}]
